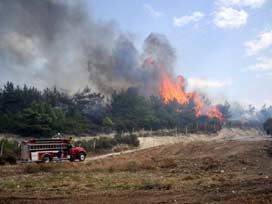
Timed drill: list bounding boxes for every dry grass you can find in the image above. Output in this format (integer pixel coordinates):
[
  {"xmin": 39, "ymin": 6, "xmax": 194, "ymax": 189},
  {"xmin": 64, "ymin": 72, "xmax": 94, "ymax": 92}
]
[
  {"xmin": 112, "ymin": 144, "xmax": 130, "ymax": 152},
  {"xmin": 0, "ymin": 138, "xmax": 272, "ymax": 204},
  {"xmin": 86, "ymin": 158, "xmax": 156, "ymax": 172}
]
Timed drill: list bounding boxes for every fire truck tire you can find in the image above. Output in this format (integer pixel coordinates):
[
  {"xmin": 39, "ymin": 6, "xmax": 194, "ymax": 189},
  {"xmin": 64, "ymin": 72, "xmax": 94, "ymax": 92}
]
[
  {"xmin": 42, "ymin": 155, "xmax": 51, "ymax": 163},
  {"xmin": 79, "ymin": 152, "xmax": 86, "ymax": 161}
]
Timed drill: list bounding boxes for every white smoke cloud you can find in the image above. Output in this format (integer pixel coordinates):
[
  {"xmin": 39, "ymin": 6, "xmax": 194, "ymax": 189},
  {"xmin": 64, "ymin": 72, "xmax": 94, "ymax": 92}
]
[
  {"xmin": 213, "ymin": 7, "xmax": 248, "ymax": 28},
  {"xmin": 143, "ymin": 4, "xmax": 163, "ymax": 18},
  {"xmin": 246, "ymin": 57, "xmax": 272, "ymax": 73},
  {"xmin": 173, "ymin": 11, "xmax": 204, "ymax": 27},
  {"xmin": 216, "ymin": 0, "xmax": 266, "ymax": 8},
  {"xmin": 245, "ymin": 30, "xmax": 272, "ymax": 56}
]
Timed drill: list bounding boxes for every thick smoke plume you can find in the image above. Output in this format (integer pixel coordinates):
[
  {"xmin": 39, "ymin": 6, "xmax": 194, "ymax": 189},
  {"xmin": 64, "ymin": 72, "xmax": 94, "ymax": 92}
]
[{"xmin": 0, "ymin": 0, "xmax": 175, "ymax": 95}]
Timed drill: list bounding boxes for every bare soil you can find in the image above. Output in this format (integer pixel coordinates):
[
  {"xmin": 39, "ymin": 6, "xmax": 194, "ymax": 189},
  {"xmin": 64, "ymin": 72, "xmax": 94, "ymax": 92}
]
[{"xmin": 0, "ymin": 128, "xmax": 272, "ymax": 204}]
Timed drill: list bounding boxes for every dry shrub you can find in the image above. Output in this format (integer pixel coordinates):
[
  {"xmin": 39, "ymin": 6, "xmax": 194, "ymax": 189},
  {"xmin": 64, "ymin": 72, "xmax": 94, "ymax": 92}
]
[
  {"xmin": 216, "ymin": 176, "xmax": 226, "ymax": 182},
  {"xmin": 22, "ymin": 164, "xmax": 54, "ymax": 174},
  {"xmin": 106, "ymin": 160, "xmax": 156, "ymax": 172},
  {"xmin": 124, "ymin": 161, "xmax": 137, "ymax": 171},
  {"xmin": 140, "ymin": 181, "xmax": 172, "ymax": 190},
  {"xmin": 21, "ymin": 162, "xmax": 82, "ymax": 174},
  {"xmin": 87, "ymin": 158, "xmax": 156, "ymax": 172},
  {"xmin": 138, "ymin": 160, "xmax": 156, "ymax": 170},
  {"xmin": 159, "ymin": 158, "xmax": 177, "ymax": 169},
  {"xmin": 199, "ymin": 157, "xmax": 221, "ymax": 171},
  {"xmin": 54, "ymin": 162, "xmax": 81, "ymax": 170},
  {"xmin": 182, "ymin": 175, "xmax": 195, "ymax": 181},
  {"xmin": 124, "ymin": 159, "xmax": 156, "ymax": 171},
  {"xmin": 112, "ymin": 144, "xmax": 130, "ymax": 152}
]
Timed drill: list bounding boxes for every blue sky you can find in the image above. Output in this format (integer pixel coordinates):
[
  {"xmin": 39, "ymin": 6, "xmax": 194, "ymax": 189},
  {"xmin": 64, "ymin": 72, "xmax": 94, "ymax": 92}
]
[{"xmin": 88, "ymin": 0, "xmax": 272, "ymax": 107}]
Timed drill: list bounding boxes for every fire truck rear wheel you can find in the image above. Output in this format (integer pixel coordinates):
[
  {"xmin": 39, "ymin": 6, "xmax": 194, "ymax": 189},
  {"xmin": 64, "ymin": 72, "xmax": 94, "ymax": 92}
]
[
  {"xmin": 79, "ymin": 152, "xmax": 86, "ymax": 161},
  {"xmin": 42, "ymin": 155, "xmax": 51, "ymax": 163}
]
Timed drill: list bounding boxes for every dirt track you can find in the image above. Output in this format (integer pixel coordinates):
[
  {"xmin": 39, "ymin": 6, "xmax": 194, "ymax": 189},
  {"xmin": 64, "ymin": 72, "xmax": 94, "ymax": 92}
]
[{"xmin": 1, "ymin": 128, "xmax": 272, "ymax": 204}]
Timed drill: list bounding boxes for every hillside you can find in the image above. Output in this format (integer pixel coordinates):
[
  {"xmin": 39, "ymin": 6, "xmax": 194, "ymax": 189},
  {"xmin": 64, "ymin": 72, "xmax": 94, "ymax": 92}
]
[{"xmin": 0, "ymin": 129, "xmax": 272, "ymax": 204}]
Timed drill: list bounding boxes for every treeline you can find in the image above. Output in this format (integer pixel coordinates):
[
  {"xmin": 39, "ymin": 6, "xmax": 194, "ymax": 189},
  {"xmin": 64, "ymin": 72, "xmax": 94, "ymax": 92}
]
[{"xmin": 0, "ymin": 82, "xmax": 229, "ymax": 137}]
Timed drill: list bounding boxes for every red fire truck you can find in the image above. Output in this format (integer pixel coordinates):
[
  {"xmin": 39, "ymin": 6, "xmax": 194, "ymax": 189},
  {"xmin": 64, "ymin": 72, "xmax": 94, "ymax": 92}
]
[{"xmin": 18, "ymin": 138, "xmax": 87, "ymax": 163}]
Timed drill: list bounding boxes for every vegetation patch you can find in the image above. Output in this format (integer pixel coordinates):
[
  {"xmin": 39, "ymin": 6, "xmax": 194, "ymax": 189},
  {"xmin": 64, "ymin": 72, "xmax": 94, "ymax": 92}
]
[
  {"xmin": 22, "ymin": 164, "xmax": 54, "ymax": 174},
  {"xmin": 140, "ymin": 181, "xmax": 172, "ymax": 191}
]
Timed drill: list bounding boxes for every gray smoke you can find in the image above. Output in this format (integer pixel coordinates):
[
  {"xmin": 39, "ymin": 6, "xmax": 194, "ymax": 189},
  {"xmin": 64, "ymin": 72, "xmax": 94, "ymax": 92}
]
[
  {"xmin": 229, "ymin": 102, "xmax": 272, "ymax": 123},
  {"xmin": 0, "ymin": 0, "xmax": 176, "ymax": 95}
]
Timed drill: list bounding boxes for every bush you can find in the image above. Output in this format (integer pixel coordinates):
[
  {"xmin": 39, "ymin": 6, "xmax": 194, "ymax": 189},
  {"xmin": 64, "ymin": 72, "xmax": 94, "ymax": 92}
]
[
  {"xmin": 3, "ymin": 154, "xmax": 17, "ymax": 165},
  {"xmin": 0, "ymin": 139, "xmax": 18, "ymax": 165},
  {"xmin": 23, "ymin": 164, "xmax": 53, "ymax": 174},
  {"xmin": 264, "ymin": 118, "xmax": 272, "ymax": 135},
  {"xmin": 0, "ymin": 154, "xmax": 17, "ymax": 165},
  {"xmin": 140, "ymin": 181, "xmax": 171, "ymax": 190},
  {"xmin": 5, "ymin": 154, "xmax": 17, "ymax": 164},
  {"xmin": 95, "ymin": 137, "xmax": 115, "ymax": 150},
  {"xmin": 0, "ymin": 139, "xmax": 19, "ymax": 155},
  {"xmin": 75, "ymin": 134, "xmax": 140, "ymax": 153},
  {"xmin": 0, "ymin": 156, "xmax": 5, "ymax": 165},
  {"xmin": 114, "ymin": 134, "xmax": 139, "ymax": 147}
]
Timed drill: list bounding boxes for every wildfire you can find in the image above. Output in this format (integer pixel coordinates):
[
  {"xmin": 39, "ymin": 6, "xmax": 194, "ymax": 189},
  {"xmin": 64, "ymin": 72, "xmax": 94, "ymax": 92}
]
[
  {"xmin": 206, "ymin": 106, "xmax": 223, "ymax": 120},
  {"xmin": 160, "ymin": 68, "xmax": 190, "ymax": 104},
  {"xmin": 159, "ymin": 66, "xmax": 223, "ymax": 120}
]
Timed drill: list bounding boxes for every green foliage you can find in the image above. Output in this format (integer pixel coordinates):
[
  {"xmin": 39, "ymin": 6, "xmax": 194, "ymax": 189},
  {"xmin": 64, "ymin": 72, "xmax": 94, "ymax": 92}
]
[
  {"xmin": 0, "ymin": 139, "xmax": 18, "ymax": 165},
  {"xmin": 16, "ymin": 101, "xmax": 63, "ymax": 137},
  {"xmin": 0, "ymin": 139, "xmax": 18, "ymax": 155},
  {"xmin": 103, "ymin": 117, "xmax": 113, "ymax": 127},
  {"xmin": 0, "ymin": 82, "xmax": 93, "ymax": 136},
  {"xmin": 0, "ymin": 82, "xmax": 224, "ymax": 137},
  {"xmin": 110, "ymin": 88, "xmax": 154, "ymax": 132}
]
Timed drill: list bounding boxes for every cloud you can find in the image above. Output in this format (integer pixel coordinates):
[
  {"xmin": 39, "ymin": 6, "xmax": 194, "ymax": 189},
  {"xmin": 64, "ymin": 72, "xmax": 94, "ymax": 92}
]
[
  {"xmin": 173, "ymin": 11, "xmax": 204, "ymax": 27},
  {"xmin": 213, "ymin": 7, "xmax": 248, "ymax": 28},
  {"xmin": 187, "ymin": 77, "xmax": 232, "ymax": 89},
  {"xmin": 143, "ymin": 4, "xmax": 163, "ymax": 18},
  {"xmin": 248, "ymin": 57, "xmax": 272, "ymax": 71},
  {"xmin": 216, "ymin": 0, "xmax": 266, "ymax": 8},
  {"xmin": 245, "ymin": 30, "xmax": 272, "ymax": 56}
]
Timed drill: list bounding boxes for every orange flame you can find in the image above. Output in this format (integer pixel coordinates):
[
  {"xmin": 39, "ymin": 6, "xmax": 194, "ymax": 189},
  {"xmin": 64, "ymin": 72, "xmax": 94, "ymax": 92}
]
[
  {"xmin": 160, "ymin": 68, "xmax": 190, "ymax": 104},
  {"xmin": 159, "ymin": 66, "xmax": 223, "ymax": 120},
  {"xmin": 207, "ymin": 106, "xmax": 223, "ymax": 120}
]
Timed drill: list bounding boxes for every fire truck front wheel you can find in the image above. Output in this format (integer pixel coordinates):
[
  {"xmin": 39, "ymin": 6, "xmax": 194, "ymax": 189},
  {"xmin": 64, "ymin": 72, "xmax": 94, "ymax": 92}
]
[
  {"xmin": 78, "ymin": 152, "xmax": 86, "ymax": 161},
  {"xmin": 42, "ymin": 155, "xmax": 52, "ymax": 163}
]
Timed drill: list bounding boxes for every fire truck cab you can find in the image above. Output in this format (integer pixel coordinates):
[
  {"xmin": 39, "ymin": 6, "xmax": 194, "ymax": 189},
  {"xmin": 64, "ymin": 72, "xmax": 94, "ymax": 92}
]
[{"xmin": 18, "ymin": 138, "xmax": 87, "ymax": 163}]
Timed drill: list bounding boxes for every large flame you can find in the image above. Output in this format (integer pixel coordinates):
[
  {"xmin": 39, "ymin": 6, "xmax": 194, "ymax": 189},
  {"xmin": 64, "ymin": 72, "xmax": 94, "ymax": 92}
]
[
  {"xmin": 160, "ymin": 68, "xmax": 190, "ymax": 104},
  {"xmin": 159, "ymin": 67, "xmax": 223, "ymax": 120}
]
